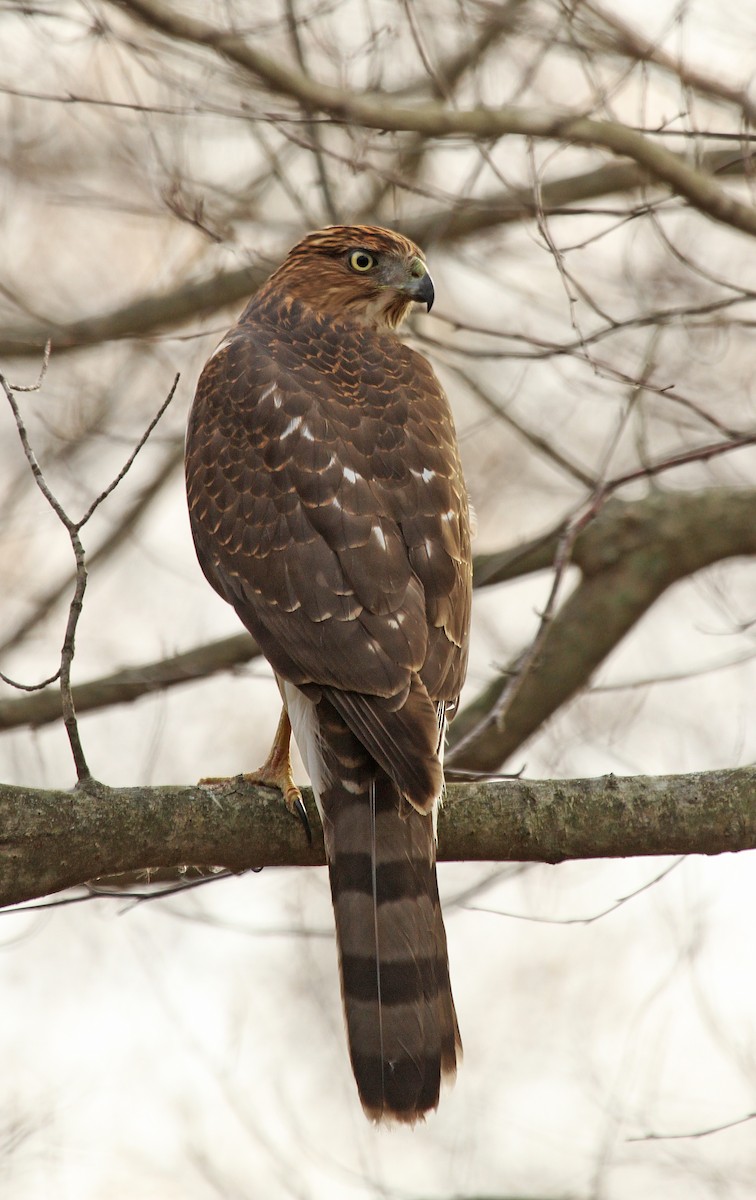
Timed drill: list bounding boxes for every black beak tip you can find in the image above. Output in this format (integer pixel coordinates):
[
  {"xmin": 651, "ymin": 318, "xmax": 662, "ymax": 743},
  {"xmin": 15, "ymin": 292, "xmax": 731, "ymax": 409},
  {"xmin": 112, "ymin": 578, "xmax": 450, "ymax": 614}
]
[{"xmin": 419, "ymin": 273, "xmax": 435, "ymax": 313}]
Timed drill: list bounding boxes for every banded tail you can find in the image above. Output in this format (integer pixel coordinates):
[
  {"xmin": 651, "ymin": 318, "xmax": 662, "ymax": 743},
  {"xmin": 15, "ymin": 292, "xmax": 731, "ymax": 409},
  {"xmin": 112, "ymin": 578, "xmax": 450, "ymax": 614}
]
[{"xmin": 314, "ymin": 696, "xmax": 460, "ymax": 1123}]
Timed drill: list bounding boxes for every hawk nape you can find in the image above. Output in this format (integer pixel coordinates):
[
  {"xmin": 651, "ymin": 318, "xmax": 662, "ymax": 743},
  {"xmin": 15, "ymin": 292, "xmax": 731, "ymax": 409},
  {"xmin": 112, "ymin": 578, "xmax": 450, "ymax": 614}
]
[{"xmin": 185, "ymin": 225, "xmax": 472, "ymax": 1124}]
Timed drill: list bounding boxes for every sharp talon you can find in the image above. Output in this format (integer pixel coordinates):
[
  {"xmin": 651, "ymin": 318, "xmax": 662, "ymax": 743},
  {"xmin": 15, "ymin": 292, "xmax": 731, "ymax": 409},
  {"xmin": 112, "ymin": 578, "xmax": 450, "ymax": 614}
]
[
  {"xmin": 292, "ymin": 793, "xmax": 313, "ymax": 845},
  {"xmin": 202, "ymin": 708, "xmax": 313, "ymax": 843}
]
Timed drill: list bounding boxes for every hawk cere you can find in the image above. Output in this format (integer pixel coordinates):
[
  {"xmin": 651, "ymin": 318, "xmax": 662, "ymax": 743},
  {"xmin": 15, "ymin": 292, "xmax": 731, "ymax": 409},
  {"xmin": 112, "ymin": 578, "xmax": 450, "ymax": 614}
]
[{"xmin": 185, "ymin": 225, "xmax": 472, "ymax": 1123}]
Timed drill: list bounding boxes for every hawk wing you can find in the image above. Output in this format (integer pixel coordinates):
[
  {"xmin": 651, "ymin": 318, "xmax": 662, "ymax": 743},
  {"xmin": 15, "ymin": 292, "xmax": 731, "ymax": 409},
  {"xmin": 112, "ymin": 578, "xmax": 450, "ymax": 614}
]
[{"xmin": 186, "ymin": 297, "xmax": 471, "ymax": 808}]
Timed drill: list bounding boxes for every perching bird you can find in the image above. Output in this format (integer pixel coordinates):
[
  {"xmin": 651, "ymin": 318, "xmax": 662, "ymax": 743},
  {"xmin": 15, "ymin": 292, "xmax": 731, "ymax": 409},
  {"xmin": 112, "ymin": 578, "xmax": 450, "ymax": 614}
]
[{"xmin": 185, "ymin": 225, "xmax": 472, "ymax": 1123}]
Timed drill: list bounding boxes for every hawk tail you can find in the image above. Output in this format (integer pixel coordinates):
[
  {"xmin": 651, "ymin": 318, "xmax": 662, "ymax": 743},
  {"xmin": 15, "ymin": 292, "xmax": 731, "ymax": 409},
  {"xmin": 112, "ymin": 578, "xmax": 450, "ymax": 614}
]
[{"xmin": 317, "ymin": 700, "xmax": 460, "ymax": 1124}]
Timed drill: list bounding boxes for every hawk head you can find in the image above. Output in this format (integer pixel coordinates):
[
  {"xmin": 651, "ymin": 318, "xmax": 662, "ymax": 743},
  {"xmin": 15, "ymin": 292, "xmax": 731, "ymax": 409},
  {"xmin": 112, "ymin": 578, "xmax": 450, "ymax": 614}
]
[{"xmin": 260, "ymin": 224, "xmax": 435, "ymax": 330}]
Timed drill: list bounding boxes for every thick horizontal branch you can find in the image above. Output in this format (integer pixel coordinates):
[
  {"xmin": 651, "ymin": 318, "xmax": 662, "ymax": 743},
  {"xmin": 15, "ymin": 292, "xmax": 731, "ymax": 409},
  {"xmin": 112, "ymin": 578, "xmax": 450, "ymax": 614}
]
[
  {"xmin": 0, "ymin": 264, "xmax": 265, "ymax": 359},
  {"xmin": 116, "ymin": 0, "xmax": 756, "ymax": 238},
  {"xmin": 408, "ymin": 147, "xmax": 749, "ymax": 245},
  {"xmin": 1, "ymin": 766, "xmax": 753, "ymax": 909}
]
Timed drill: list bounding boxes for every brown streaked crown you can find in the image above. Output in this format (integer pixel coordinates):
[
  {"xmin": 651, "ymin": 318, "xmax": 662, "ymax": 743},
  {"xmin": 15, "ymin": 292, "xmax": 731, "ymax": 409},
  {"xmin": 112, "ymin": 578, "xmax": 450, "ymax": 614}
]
[{"xmin": 255, "ymin": 224, "xmax": 432, "ymax": 329}]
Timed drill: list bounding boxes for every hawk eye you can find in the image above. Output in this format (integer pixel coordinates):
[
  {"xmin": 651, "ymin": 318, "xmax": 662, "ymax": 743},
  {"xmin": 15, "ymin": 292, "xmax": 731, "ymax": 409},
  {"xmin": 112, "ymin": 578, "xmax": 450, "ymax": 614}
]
[{"xmin": 349, "ymin": 250, "xmax": 375, "ymax": 273}]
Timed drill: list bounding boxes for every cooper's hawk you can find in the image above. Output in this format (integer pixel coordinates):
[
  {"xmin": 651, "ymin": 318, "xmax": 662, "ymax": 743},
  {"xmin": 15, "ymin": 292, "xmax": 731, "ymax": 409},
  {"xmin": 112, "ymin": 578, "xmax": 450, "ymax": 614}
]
[{"xmin": 185, "ymin": 225, "xmax": 472, "ymax": 1123}]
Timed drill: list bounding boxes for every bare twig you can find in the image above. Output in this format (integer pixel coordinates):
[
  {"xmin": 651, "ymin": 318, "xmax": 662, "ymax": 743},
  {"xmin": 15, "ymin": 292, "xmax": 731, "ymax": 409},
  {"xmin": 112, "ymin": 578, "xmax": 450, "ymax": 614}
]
[
  {"xmin": 77, "ymin": 374, "xmax": 179, "ymax": 528},
  {"xmin": 466, "ymin": 858, "xmax": 684, "ymax": 925},
  {"xmin": 114, "ymin": 0, "xmax": 756, "ymax": 239},
  {"xmin": 0, "ymin": 439, "xmax": 184, "ymax": 658},
  {"xmin": 8, "ymin": 340, "xmax": 51, "ymax": 392},
  {"xmin": 490, "ymin": 508, "xmax": 590, "ymax": 734},
  {"xmin": 284, "ymin": 0, "xmax": 340, "ymax": 224},
  {"xmin": 449, "ymin": 364, "xmax": 597, "ymax": 488},
  {"xmin": 628, "ymin": 1110, "xmax": 756, "ymax": 1143},
  {"xmin": 448, "ymin": 489, "xmax": 756, "ymax": 771},
  {"xmin": 1, "ymin": 371, "xmax": 91, "ymax": 778},
  {"xmin": 0, "ymin": 371, "xmax": 180, "ymax": 782},
  {"xmin": 586, "ymin": 0, "xmax": 756, "ymax": 128}
]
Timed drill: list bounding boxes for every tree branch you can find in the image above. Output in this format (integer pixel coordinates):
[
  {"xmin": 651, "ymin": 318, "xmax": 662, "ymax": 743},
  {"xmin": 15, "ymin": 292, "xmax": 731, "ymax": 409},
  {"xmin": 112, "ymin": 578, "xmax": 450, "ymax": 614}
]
[
  {"xmin": 585, "ymin": 0, "xmax": 756, "ymax": 127},
  {"xmin": 1, "ymin": 766, "xmax": 753, "ymax": 909},
  {"xmin": 450, "ymin": 489, "xmax": 756, "ymax": 765},
  {"xmin": 0, "ymin": 264, "xmax": 265, "ymax": 359},
  {"xmin": 0, "ymin": 633, "xmax": 261, "ymax": 731},
  {"xmin": 1, "ymin": 146, "xmax": 748, "ymax": 360},
  {"xmin": 3, "ymin": 489, "xmax": 753, "ymax": 735},
  {"xmin": 114, "ymin": 0, "xmax": 756, "ymax": 238},
  {"xmin": 0, "ymin": 440, "xmax": 183, "ymax": 658}
]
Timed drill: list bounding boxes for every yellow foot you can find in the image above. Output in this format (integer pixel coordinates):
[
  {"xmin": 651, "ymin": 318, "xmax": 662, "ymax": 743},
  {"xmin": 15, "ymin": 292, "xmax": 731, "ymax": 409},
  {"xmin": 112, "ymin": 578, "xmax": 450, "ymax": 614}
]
[
  {"xmin": 199, "ymin": 707, "xmax": 311, "ymax": 843},
  {"xmin": 242, "ymin": 763, "xmax": 303, "ymax": 817}
]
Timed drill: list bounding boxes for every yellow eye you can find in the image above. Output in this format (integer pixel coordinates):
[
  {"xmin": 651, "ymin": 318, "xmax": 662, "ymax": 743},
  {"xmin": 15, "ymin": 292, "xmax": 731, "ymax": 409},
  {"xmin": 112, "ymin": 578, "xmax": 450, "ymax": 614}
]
[{"xmin": 349, "ymin": 250, "xmax": 375, "ymax": 273}]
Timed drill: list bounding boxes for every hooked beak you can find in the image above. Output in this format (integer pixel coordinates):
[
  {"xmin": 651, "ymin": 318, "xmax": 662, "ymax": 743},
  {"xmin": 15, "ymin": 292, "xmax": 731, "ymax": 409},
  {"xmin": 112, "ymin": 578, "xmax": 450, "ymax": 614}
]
[{"xmin": 404, "ymin": 259, "xmax": 435, "ymax": 312}]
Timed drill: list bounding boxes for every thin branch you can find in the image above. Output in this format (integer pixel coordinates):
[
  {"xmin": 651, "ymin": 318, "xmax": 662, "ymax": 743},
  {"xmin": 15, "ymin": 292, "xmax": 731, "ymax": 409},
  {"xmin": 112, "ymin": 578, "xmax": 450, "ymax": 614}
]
[
  {"xmin": 0, "ymin": 372, "xmax": 179, "ymax": 781},
  {"xmin": 488, "ymin": 510, "xmax": 587, "ymax": 736},
  {"xmin": 590, "ymin": 649, "xmax": 756, "ymax": 692},
  {"xmin": 0, "ymin": 439, "xmax": 183, "ymax": 658},
  {"xmin": 449, "ymin": 489, "xmax": 756, "ymax": 769},
  {"xmin": 466, "ymin": 858, "xmax": 684, "ymax": 925},
  {"xmin": 604, "ymin": 430, "xmax": 756, "ymax": 490},
  {"xmin": 451, "ymin": 363, "xmax": 598, "ymax": 488},
  {"xmin": 1, "ymin": 372, "xmax": 91, "ymax": 778},
  {"xmin": 8, "ymin": 340, "xmax": 51, "ymax": 391},
  {"xmin": 427, "ymin": 291, "xmax": 756, "ymax": 376},
  {"xmin": 283, "ymin": 0, "xmax": 340, "ymax": 224},
  {"xmin": 586, "ymin": 0, "xmax": 756, "ymax": 128},
  {"xmin": 77, "ymin": 374, "xmax": 179, "ymax": 529},
  {"xmin": 628, "ymin": 1110, "xmax": 756, "ymax": 1143},
  {"xmin": 1, "ymin": 147, "xmax": 749, "ymax": 360},
  {"xmin": 484, "ymin": 420, "xmax": 750, "ymax": 745},
  {"xmin": 0, "ymin": 666, "xmax": 61, "ymax": 693},
  {"xmin": 114, "ymin": 0, "xmax": 756, "ymax": 239}
]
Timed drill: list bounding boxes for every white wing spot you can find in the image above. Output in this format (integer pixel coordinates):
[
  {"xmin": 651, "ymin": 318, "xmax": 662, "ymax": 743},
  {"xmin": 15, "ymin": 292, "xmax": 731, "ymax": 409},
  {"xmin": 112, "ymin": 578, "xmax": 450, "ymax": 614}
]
[
  {"xmin": 301, "ymin": 424, "xmax": 316, "ymax": 441},
  {"xmin": 372, "ymin": 525, "xmax": 387, "ymax": 550},
  {"xmin": 256, "ymin": 382, "xmax": 279, "ymax": 406},
  {"xmin": 343, "ymin": 466, "xmax": 361, "ymax": 484},
  {"xmin": 280, "ymin": 414, "xmax": 303, "ymax": 439},
  {"xmin": 411, "ymin": 466, "xmax": 437, "ymax": 483}
]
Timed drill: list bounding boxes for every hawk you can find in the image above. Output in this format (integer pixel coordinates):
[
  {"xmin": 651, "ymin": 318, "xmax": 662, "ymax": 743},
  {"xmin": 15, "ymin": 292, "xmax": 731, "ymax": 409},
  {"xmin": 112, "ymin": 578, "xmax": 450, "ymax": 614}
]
[{"xmin": 185, "ymin": 225, "xmax": 472, "ymax": 1123}]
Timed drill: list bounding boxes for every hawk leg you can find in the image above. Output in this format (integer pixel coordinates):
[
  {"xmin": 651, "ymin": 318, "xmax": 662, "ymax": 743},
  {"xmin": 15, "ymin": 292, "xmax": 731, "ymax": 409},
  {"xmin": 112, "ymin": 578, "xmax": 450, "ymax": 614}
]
[{"xmin": 200, "ymin": 707, "xmax": 312, "ymax": 842}]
